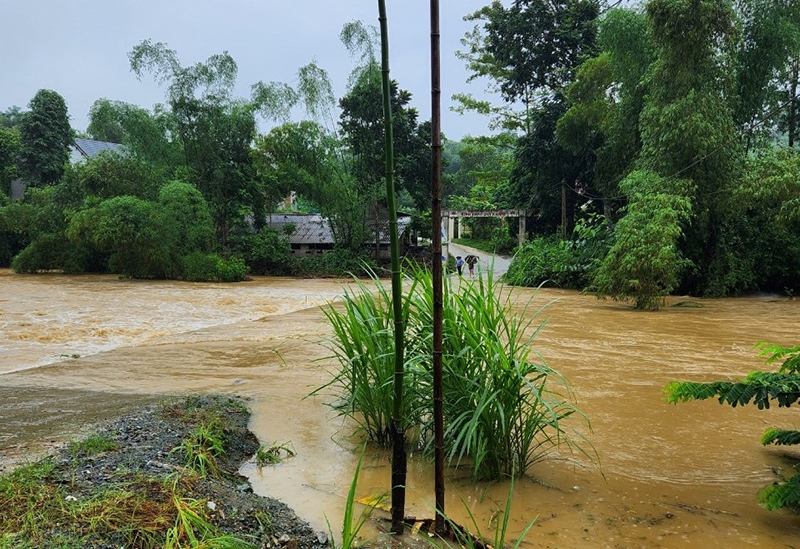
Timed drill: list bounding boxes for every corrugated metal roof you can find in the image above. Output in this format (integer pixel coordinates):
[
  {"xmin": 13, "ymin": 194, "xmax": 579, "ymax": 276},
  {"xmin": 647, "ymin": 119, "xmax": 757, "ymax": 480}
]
[
  {"xmin": 269, "ymin": 214, "xmax": 334, "ymax": 245},
  {"xmin": 267, "ymin": 213, "xmax": 411, "ymax": 246},
  {"xmin": 71, "ymin": 138, "xmax": 127, "ymax": 161}
]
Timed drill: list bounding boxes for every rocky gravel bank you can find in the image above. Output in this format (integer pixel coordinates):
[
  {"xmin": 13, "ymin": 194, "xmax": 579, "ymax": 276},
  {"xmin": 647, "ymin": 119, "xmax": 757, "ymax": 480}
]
[{"xmin": 0, "ymin": 395, "xmax": 329, "ymax": 549}]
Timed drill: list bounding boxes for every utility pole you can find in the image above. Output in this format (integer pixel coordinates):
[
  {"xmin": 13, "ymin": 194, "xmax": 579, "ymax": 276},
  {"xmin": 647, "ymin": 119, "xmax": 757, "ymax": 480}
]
[{"xmin": 429, "ymin": 0, "xmax": 445, "ymax": 534}]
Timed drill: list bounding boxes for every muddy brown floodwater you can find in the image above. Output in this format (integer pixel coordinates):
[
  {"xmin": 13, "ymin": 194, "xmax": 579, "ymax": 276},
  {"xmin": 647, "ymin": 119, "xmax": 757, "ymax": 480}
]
[{"xmin": 1, "ymin": 267, "xmax": 799, "ymax": 548}]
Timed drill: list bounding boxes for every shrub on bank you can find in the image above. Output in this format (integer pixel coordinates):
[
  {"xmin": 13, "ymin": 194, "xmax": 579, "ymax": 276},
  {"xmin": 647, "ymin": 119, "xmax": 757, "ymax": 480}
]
[
  {"xmin": 181, "ymin": 252, "xmax": 249, "ymax": 282},
  {"xmin": 230, "ymin": 228, "xmax": 293, "ymax": 276},
  {"xmin": 504, "ymin": 237, "xmax": 579, "ymax": 288},
  {"xmin": 11, "ymin": 233, "xmax": 89, "ymax": 274},
  {"xmin": 290, "ymin": 248, "xmax": 377, "ymax": 278},
  {"xmin": 505, "ymin": 214, "xmax": 613, "ymax": 290}
]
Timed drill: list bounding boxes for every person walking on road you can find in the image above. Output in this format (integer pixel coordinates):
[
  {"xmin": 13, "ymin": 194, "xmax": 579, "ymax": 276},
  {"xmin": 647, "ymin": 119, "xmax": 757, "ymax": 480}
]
[
  {"xmin": 465, "ymin": 254, "xmax": 479, "ymax": 278},
  {"xmin": 456, "ymin": 256, "xmax": 464, "ymax": 276}
]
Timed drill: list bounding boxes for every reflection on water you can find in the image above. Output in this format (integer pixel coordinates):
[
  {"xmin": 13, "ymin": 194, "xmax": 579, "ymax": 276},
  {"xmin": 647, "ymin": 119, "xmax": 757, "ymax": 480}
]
[{"xmin": 1, "ymin": 268, "xmax": 799, "ymax": 547}]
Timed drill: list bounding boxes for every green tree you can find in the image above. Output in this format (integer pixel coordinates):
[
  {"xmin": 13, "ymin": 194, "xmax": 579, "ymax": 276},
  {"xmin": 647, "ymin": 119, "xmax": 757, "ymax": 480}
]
[
  {"xmin": 88, "ymin": 98, "xmax": 183, "ymax": 172},
  {"xmin": 444, "ymin": 135, "xmax": 513, "ymax": 207},
  {"xmin": 445, "ymin": 136, "xmax": 515, "ymax": 241},
  {"xmin": 255, "ymin": 121, "xmax": 368, "ymax": 251},
  {"xmin": 640, "ymin": 0, "xmax": 740, "ymax": 296},
  {"xmin": 556, "ymin": 8, "xmax": 656, "ymax": 217},
  {"xmin": 594, "ymin": 170, "xmax": 692, "ymax": 310},
  {"xmin": 667, "ymin": 343, "xmax": 800, "ymax": 510},
  {"xmin": 128, "ymin": 41, "xmax": 278, "ymax": 248},
  {"xmin": 0, "ymin": 106, "xmax": 25, "ymax": 129},
  {"xmin": 68, "ymin": 195, "xmax": 172, "ymax": 278},
  {"xmin": 86, "ymin": 98, "xmax": 127, "ymax": 143},
  {"xmin": 178, "ymin": 98, "xmax": 260, "ymax": 248},
  {"xmin": 10, "ymin": 173, "xmax": 90, "ymax": 274},
  {"xmin": 76, "ymin": 152, "xmax": 164, "ymax": 201},
  {"xmin": 255, "ymin": 121, "xmax": 333, "ymax": 205},
  {"xmin": 18, "ymin": 89, "xmax": 73, "ymax": 185},
  {"xmin": 157, "ymin": 180, "xmax": 215, "ymax": 257},
  {"xmin": 338, "ymin": 20, "xmax": 431, "ymax": 214},
  {"xmin": 456, "ymin": 0, "xmax": 600, "ymax": 132},
  {"xmin": 511, "ymin": 99, "xmax": 595, "ymax": 235},
  {"xmin": 0, "ymin": 126, "xmax": 20, "ymax": 196},
  {"xmin": 339, "ymin": 66, "xmax": 430, "ymax": 211},
  {"xmin": 708, "ymin": 148, "xmax": 800, "ymax": 295},
  {"xmin": 458, "ymin": 0, "xmax": 601, "ymax": 235},
  {"xmin": 733, "ymin": 0, "xmax": 800, "ymax": 150}
]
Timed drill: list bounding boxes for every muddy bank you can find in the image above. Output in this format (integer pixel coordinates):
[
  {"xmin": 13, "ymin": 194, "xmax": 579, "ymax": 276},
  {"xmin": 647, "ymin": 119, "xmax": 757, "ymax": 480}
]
[
  {"xmin": 0, "ymin": 386, "xmax": 163, "ymax": 472},
  {"xmin": 0, "ymin": 395, "xmax": 329, "ymax": 549}
]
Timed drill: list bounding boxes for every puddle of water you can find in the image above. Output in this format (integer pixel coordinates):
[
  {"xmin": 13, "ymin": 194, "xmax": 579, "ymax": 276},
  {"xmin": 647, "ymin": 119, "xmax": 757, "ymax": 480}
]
[{"xmin": 1, "ymin": 269, "xmax": 799, "ymax": 547}]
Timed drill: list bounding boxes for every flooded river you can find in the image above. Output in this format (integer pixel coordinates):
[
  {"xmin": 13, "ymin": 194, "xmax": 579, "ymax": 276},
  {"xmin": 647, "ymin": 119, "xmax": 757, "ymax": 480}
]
[{"xmin": 1, "ymin": 267, "xmax": 799, "ymax": 547}]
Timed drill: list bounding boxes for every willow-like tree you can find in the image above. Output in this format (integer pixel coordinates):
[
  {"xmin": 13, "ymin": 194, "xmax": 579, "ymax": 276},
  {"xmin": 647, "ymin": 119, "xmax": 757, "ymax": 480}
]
[{"xmin": 128, "ymin": 41, "xmax": 326, "ymax": 249}]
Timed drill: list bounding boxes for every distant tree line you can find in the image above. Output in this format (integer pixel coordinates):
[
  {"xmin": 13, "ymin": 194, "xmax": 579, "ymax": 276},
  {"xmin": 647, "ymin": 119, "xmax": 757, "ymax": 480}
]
[{"xmin": 0, "ymin": 24, "xmax": 434, "ymax": 280}]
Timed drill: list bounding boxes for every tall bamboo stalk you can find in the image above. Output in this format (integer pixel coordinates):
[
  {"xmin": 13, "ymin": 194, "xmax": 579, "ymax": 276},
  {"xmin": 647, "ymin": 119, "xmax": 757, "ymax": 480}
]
[
  {"xmin": 429, "ymin": 0, "xmax": 445, "ymax": 535},
  {"xmin": 377, "ymin": 0, "xmax": 407, "ymax": 535}
]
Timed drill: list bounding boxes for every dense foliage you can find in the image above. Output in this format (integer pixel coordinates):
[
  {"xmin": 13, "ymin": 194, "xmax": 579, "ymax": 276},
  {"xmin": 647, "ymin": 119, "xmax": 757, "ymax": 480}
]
[
  {"xmin": 0, "ymin": 31, "xmax": 417, "ymax": 279},
  {"xmin": 488, "ymin": 0, "xmax": 800, "ymax": 306},
  {"xmin": 18, "ymin": 90, "xmax": 73, "ymax": 186},
  {"xmin": 2, "ymin": 1, "xmax": 799, "ymax": 298},
  {"xmin": 504, "ymin": 212, "xmax": 612, "ymax": 289}
]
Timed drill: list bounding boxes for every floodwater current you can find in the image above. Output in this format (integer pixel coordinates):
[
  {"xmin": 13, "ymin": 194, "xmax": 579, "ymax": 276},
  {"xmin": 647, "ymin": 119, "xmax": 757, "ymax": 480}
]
[{"xmin": 1, "ymin": 267, "xmax": 799, "ymax": 547}]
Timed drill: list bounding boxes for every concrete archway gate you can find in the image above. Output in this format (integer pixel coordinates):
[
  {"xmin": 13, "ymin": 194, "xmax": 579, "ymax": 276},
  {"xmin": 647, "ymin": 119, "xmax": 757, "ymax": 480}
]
[{"xmin": 443, "ymin": 209, "xmax": 531, "ymax": 248}]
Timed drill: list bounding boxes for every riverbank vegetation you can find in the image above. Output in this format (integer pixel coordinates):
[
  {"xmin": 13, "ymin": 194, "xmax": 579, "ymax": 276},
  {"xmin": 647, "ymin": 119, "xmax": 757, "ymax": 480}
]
[
  {"xmin": 0, "ymin": 395, "xmax": 326, "ymax": 549},
  {"xmin": 0, "ymin": 25, "xmax": 430, "ymax": 281},
  {"xmin": 461, "ymin": 0, "xmax": 800, "ymax": 309},
  {"xmin": 318, "ymin": 266, "xmax": 590, "ymax": 481}
]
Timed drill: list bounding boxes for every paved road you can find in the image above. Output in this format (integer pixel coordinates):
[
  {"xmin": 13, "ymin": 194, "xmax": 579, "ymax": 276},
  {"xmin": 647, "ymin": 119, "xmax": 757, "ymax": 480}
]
[{"xmin": 446, "ymin": 242, "xmax": 512, "ymax": 277}]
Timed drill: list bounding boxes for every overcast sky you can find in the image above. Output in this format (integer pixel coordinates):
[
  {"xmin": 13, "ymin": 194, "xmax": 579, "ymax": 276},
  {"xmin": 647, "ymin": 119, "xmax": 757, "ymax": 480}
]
[{"xmin": 1, "ymin": 1, "xmax": 499, "ymax": 140}]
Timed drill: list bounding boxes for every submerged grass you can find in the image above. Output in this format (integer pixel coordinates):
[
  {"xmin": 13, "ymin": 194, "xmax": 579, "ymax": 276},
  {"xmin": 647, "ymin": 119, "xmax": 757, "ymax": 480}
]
[
  {"xmin": 255, "ymin": 441, "xmax": 296, "ymax": 467},
  {"xmin": 428, "ymin": 479, "xmax": 536, "ymax": 549},
  {"xmin": 314, "ymin": 268, "xmax": 428, "ymax": 445},
  {"xmin": 326, "ymin": 445, "xmax": 385, "ymax": 549},
  {"xmin": 318, "ymin": 264, "xmax": 593, "ymax": 480}
]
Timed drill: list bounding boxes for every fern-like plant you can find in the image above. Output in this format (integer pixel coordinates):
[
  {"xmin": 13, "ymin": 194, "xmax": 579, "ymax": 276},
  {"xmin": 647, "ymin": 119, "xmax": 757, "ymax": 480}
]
[{"xmin": 665, "ymin": 343, "xmax": 800, "ymax": 510}]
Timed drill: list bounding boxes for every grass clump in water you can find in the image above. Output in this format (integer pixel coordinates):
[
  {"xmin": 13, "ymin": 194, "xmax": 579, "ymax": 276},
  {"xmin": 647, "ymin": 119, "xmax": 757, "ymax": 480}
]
[
  {"xmin": 255, "ymin": 441, "xmax": 295, "ymax": 467},
  {"xmin": 318, "ymin": 265, "xmax": 592, "ymax": 480}
]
